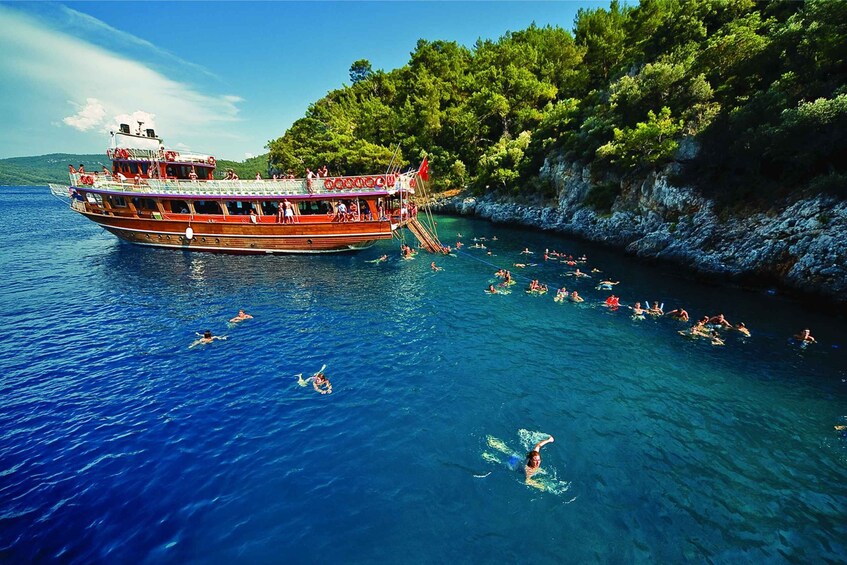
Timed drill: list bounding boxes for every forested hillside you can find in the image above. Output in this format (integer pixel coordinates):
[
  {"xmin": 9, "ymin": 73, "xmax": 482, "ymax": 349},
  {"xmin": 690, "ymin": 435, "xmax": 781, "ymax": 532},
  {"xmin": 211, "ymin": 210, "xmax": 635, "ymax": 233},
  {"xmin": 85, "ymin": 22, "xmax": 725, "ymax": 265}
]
[
  {"xmin": 268, "ymin": 0, "xmax": 847, "ymax": 209},
  {"xmin": 0, "ymin": 154, "xmax": 105, "ymax": 186},
  {"xmin": 0, "ymin": 152, "xmax": 271, "ymax": 186}
]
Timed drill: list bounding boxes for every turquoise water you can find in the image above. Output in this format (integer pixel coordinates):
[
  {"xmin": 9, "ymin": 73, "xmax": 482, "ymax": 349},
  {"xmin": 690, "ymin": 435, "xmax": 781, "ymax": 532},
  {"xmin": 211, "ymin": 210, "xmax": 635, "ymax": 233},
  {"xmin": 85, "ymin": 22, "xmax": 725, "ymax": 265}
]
[{"xmin": 1, "ymin": 187, "xmax": 846, "ymax": 563}]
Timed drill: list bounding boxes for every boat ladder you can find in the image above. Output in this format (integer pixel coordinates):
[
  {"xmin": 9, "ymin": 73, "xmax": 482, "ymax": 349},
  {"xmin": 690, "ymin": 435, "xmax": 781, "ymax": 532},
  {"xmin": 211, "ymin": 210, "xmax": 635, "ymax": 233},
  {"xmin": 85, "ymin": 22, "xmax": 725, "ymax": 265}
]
[{"xmin": 405, "ymin": 216, "xmax": 443, "ymax": 253}]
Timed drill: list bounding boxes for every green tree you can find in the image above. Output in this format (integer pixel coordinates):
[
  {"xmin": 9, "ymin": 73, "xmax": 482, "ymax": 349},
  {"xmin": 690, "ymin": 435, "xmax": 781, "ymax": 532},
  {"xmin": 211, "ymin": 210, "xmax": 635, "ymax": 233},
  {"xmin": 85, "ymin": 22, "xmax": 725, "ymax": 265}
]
[{"xmin": 349, "ymin": 59, "xmax": 373, "ymax": 84}]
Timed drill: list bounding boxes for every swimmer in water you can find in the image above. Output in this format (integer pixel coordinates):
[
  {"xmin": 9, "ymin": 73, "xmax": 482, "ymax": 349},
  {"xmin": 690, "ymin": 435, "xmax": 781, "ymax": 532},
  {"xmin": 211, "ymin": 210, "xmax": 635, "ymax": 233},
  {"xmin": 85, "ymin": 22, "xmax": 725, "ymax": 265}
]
[
  {"xmin": 431, "ymin": 262, "xmax": 443, "ymax": 272},
  {"xmin": 569, "ymin": 290, "xmax": 584, "ymax": 303},
  {"xmin": 595, "ymin": 280, "xmax": 619, "ymax": 290},
  {"xmin": 665, "ymin": 307, "xmax": 689, "ymax": 322},
  {"xmin": 520, "ymin": 247, "xmax": 533, "ymax": 255},
  {"xmin": 190, "ymin": 330, "xmax": 226, "ymax": 348},
  {"xmin": 735, "ymin": 322, "xmax": 751, "ymax": 337},
  {"xmin": 525, "ymin": 435, "xmax": 554, "ymax": 485},
  {"xmin": 793, "ymin": 328, "xmax": 817, "ymax": 344},
  {"xmin": 229, "ymin": 309, "xmax": 253, "ymax": 323},
  {"xmin": 486, "ymin": 284, "xmax": 498, "ymax": 294},
  {"xmin": 707, "ymin": 313, "xmax": 732, "ymax": 329},
  {"xmin": 312, "ymin": 372, "xmax": 332, "ymax": 394},
  {"xmin": 297, "ymin": 367, "xmax": 332, "ymax": 394}
]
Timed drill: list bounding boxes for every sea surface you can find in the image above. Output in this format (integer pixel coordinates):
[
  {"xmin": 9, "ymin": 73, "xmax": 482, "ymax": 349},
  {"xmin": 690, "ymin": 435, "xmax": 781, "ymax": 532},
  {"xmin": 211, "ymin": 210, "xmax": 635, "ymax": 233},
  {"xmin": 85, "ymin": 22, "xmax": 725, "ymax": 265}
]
[{"xmin": 1, "ymin": 186, "xmax": 846, "ymax": 564}]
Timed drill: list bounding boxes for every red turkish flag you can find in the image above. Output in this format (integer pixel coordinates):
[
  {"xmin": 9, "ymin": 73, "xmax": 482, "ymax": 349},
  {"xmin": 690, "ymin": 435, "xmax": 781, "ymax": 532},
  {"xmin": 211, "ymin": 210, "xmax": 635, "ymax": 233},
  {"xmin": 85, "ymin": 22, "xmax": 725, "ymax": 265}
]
[{"xmin": 418, "ymin": 157, "xmax": 429, "ymax": 181}]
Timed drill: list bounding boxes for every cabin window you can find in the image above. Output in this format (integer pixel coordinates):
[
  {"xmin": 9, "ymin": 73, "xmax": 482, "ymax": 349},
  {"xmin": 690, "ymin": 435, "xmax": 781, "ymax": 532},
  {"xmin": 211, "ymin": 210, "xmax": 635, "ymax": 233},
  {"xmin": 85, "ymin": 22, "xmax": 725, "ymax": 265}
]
[
  {"xmin": 193, "ymin": 200, "xmax": 222, "ymax": 214},
  {"xmin": 165, "ymin": 200, "xmax": 190, "ymax": 213},
  {"xmin": 261, "ymin": 201, "xmax": 279, "ymax": 215},
  {"xmin": 132, "ymin": 197, "xmax": 158, "ymax": 211},
  {"xmin": 128, "ymin": 162, "xmax": 149, "ymax": 175},
  {"xmin": 110, "ymin": 196, "xmax": 128, "ymax": 207},
  {"xmin": 298, "ymin": 201, "xmax": 330, "ymax": 215},
  {"xmin": 86, "ymin": 193, "xmax": 103, "ymax": 205},
  {"xmin": 225, "ymin": 201, "xmax": 255, "ymax": 215}
]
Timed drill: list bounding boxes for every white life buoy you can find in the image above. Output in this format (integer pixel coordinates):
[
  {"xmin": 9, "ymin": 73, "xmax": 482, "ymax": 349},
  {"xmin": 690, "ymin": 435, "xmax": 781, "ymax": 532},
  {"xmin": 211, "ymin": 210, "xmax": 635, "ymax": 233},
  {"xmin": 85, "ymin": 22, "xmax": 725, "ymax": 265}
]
[{"xmin": 185, "ymin": 227, "xmax": 194, "ymax": 240}]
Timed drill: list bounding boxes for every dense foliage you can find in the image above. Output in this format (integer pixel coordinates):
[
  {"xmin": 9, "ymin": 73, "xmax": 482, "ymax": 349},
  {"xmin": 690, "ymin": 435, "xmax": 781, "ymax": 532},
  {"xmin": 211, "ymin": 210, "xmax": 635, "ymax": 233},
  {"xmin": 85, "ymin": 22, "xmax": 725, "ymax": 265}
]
[{"xmin": 267, "ymin": 0, "xmax": 846, "ymax": 208}]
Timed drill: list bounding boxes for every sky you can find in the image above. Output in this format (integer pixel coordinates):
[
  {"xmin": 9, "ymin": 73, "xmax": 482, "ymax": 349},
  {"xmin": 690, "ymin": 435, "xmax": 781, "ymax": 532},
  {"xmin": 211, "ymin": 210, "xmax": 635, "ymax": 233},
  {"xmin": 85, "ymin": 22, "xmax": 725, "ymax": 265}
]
[{"xmin": 0, "ymin": 1, "xmax": 602, "ymax": 161}]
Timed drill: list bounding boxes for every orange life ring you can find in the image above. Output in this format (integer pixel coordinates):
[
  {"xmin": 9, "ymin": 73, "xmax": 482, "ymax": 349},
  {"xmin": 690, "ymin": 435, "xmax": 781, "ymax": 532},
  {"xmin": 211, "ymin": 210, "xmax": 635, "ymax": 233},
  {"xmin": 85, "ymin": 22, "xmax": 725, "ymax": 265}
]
[
  {"xmin": 364, "ymin": 176, "xmax": 375, "ymax": 188},
  {"xmin": 386, "ymin": 174, "xmax": 396, "ymax": 187},
  {"xmin": 333, "ymin": 178, "xmax": 344, "ymax": 190},
  {"xmin": 343, "ymin": 178, "xmax": 354, "ymax": 189},
  {"xmin": 375, "ymin": 176, "xmax": 385, "ymax": 187},
  {"xmin": 208, "ymin": 156, "xmax": 216, "ymax": 166},
  {"xmin": 324, "ymin": 179, "xmax": 333, "ymax": 190},
  {"xmin": 165, "ymin": 151, "xmax": 176, "ymax": 162},
  {"xmin": 409, "ymin": 178, "xmax": 416, "ymax": 188},
  {"xmin": 353, "ymin": 177, "xmax": 364, "ymax": 188}
]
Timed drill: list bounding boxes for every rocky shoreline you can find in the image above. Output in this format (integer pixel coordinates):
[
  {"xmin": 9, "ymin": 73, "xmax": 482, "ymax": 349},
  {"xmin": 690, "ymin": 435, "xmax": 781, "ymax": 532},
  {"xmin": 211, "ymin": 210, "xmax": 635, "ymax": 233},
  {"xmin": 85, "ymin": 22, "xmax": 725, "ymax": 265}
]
[{"xmin": 430, "ymin": 157, "xmax": 847, "ymax": 306}]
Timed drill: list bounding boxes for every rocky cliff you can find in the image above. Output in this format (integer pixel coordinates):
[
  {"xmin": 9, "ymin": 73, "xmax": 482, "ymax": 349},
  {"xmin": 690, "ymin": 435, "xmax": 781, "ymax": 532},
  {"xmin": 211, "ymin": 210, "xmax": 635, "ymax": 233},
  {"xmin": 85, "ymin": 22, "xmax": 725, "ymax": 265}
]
[{"xmin": 432, "ymin": 153, "xmax": 847, "ymax": 302}]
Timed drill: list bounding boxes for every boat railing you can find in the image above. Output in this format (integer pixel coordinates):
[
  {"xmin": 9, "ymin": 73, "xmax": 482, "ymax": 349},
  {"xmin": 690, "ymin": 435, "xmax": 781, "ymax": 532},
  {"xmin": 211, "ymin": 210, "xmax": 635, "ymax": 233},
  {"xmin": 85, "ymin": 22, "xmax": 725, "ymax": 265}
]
[
  {"xmin": 69, "ymin": 173, "xmax": 416, "ymax": 197},
  {"xmin": 109, "ymin": 147, "xmax": 214, "ymax": 165}
]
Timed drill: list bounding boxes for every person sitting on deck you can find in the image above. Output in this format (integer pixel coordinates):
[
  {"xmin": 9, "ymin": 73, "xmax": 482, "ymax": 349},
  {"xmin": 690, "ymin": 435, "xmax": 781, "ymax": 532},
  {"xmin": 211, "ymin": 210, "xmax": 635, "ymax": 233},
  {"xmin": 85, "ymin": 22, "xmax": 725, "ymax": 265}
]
[
  {"xmin": 78, "ymin": 164, "xmax": 85, "ymax": 174},
  {"xmin": 68, "ymin": 164, "xmax": 77, "ymax": 174},
  {"xmin": 188, "ymin": 167, "xmax": 198, "ymax": 181}
]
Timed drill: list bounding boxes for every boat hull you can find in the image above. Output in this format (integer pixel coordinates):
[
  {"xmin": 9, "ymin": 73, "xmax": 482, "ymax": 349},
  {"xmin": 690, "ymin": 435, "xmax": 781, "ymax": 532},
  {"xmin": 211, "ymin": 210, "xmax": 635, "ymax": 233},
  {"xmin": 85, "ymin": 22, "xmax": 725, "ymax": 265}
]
[{"xmin": 81, "ymin": 212, "xmax": 392, "ymax": 254}]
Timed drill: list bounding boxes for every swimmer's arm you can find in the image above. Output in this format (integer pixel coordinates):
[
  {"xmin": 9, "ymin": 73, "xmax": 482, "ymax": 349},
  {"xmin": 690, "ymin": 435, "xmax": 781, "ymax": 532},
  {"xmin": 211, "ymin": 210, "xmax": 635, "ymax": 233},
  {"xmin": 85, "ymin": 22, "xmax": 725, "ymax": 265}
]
[{"xmin": 534, "ymin": 436, "xmax": 554, "ymax": 451}]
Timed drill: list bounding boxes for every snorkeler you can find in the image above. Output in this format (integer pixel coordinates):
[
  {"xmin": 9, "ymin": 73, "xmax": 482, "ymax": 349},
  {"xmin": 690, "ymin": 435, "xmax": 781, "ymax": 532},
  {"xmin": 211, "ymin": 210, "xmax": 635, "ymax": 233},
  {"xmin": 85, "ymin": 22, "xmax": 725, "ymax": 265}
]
[
  {"xmin": 525, "ymin": 435, "xmax": 554, "ymax": 483},
  {"xmin": 297, "ymin": 366, "xmax": 332, "ymax": 394},
  {"xmin": 312, "ymin": 372, "xmax": 332, "ymax": 394},
  {"xmin": 190, "ymin": 330, "xmax": 227, "ymax": 348},
  {"xmin": 229, "ymin": 309, "xmax": 253, "ymax": 323}
]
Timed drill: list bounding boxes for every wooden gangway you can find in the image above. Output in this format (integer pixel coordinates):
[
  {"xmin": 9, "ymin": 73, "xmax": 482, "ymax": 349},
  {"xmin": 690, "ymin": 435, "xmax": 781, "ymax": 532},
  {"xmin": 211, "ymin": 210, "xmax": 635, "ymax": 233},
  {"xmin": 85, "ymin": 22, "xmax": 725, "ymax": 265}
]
[{"xmin": 405, "ymin": 216, "xmax": 443, "ymax": 253}]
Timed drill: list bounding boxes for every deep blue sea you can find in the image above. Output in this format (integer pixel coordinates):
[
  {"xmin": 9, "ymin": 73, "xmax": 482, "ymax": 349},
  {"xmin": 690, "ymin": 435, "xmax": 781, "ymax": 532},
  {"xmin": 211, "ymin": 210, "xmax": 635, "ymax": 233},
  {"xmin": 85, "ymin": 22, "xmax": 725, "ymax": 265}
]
[{"xmin": 1, "ymin": 186, "xmax": 846, "ymax": 563}]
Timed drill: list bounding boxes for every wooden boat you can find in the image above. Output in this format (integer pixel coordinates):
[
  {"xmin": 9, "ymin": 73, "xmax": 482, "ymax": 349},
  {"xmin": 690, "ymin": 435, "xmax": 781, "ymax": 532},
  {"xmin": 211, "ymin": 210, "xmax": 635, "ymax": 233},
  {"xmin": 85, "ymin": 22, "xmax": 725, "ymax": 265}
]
[{"xmin": 50, "ymin": 123, "xmax": 440, "ymax": 254}]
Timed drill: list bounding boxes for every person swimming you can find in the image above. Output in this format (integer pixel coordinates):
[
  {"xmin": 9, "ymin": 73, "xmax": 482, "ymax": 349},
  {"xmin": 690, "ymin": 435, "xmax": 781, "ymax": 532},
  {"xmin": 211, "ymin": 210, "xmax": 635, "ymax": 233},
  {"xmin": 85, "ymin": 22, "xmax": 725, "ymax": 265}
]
[
  {"xmin": 735, "ymin": 322, "xmax": 751, "ymax": 337},
  {"xmin": 297, "ymin": 366, "xmax": 332, "ymax": 394},
  {"xmin": 229, "ymin": 309, "xmax": 253, "ymax": 323},
  {"xmin": 793, "ymin": 328, "xmax": 817, "ymax": 344},
  {"xmin": 569, "ymin": 290, "xmax": 584, "ymax": 303},
  {"xmin": 431, "ymin": 262, "xmax": 443, "ymax": 272},
  {"xmin": 525, "ymin": 435, "xmax": 554, "ymax": 485},
  {"xmin": 486, "ymin": 284, "xmax": 498, "ymax": 294},
  {"xmin": 190, "ymin": 330, "xmax": 227, "ymax": 348},
  {"xmin": 596, "ymin": 280, "xmax": 619, "ymax": 290},
  {"xmin": 665, "ymin": 307, "xmax": 689, "ymax": 322}
]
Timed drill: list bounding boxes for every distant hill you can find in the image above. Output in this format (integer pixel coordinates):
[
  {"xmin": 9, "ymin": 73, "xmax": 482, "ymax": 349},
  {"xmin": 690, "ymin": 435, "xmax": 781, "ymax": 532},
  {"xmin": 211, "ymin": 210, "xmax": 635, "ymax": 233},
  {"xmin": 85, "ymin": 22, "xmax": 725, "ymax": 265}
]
[
  {"xmin": 0, "ymin": 152, "xmax": 270, "ymax": 185},
  {"xmin": 0, "ymin": 154, "xmax": 106, "ymax": 186}
]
